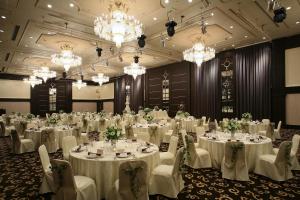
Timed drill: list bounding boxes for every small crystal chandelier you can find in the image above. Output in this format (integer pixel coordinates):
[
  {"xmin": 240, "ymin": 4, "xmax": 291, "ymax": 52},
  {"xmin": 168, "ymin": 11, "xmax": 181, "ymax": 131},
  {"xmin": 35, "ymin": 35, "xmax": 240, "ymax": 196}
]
[
  {"xmin": 23, "ymin": 75, "xmax": 42, "ymax": 88},
  {"xmin": 94, "ymin": 0, "xmax": 143, "ymax": 48},
  {"xmin": 73, "ymin": 75, "xmax": 87, "ymax": 90},
  {"xmin": 124, "ymin": 56, "xmax": 145, "ymax": 79},
  {"xmin": 51, "ymin": 44, "xmax": 82, "ymax": 72},
  {"xmin": 92, "ymin": 73, "xmax": 109, "ymax": 86},
  {"xmin": 33, "ymin": 67, "xmax": 56, "ymax": 83},
  {"xmin": 183, "ymin": 41, "xmax": 215, "ymax": 67}
]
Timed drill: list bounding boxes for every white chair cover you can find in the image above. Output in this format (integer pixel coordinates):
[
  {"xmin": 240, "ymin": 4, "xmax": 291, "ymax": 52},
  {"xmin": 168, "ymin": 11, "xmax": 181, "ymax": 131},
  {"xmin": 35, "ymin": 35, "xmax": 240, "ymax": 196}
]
[
  {"xmin": 162, "ymin": 129, "xmax": 173, "ymax": 143},
  {"xmin": 125, "ymin": 125, "xmax": 134, "ymax": 139},
  {"xmin": 38, "ymin": 145, "xmax": 55, "ymax": 194},
  {"xmin": 274, "ymin": 121, "xmax": 282, "ymax": 139},
  {"xmin": 108, "ymin": 160, "xmax": 149, "ymax": 200},
  {"xmin": 41, "ymin": 128, "xmax": 58, "ymax": 153},
  {"xmin": 181, "ymin": 129, "xmax": 187, "ymax": 148},
  {"xmin": 184, "ymin": 135, "xmax": 212, "ymax": 169},
  {"xmin": 149, "ymin": 147, "xmax": 185, "ymax": 198},
  {"xmin": 62, "ymin": 136, "xmax": 77, "ymax": 160},
  {"xmin": 10, "ymin": 129, "xmax": 34, "ymax": 154},
  {"xmin": 149, "ymin": 125, "xmax": 160, "ymax": 146},
  {"xmin": 0, "ymin": 121, "xmax": 5, "ymax": 137},
  {"xmin": 262, "ymin": 119, "xmax": 270, "ymax": 124},
  {"xmin": 254, "ymin": 141, "xmax": 293, "ymax": 181},
  {"xmin": 50, "ymin": 159, "xmax": 97, "ymax": 200},
  {"xmin": 160, "ymin": 136, "xmax": 178, "ymax": 165},
  {"xmin": 221, "ymin": 141, "xmax": 249, "ymax": 181}
]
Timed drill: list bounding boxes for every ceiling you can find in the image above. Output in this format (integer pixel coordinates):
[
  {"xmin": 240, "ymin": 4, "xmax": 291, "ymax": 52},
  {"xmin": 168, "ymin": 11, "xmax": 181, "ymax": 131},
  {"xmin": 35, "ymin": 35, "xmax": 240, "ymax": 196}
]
[{"xmin": 0, "ymin": 0, "xmax": 299, "ymax": 80}]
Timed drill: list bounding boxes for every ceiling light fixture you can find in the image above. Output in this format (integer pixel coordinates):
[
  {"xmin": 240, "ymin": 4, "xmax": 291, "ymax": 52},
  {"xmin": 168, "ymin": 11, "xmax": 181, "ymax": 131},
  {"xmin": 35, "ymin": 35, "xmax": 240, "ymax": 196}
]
[
  {"xmin": 0, "ymin": 30, "xmax": 4, "ymax": 33},
  {"xmin": 262, "ymin": 36, "xmax": 266, "ymax": 40},
  {"xmin": 165, "ymin": 0, "xmax": 169, "ymax": 4},
  {"xmin": 183, "ymin": 40, "xmax": 215, "ymax": 67},
  {"xmin": 188, "ymin": 0, "xmax": 193, "ymax": 3},
  {"xmin": 296, "ymin": 21, "xmax": 300, "ymax": 24},
  {"xmin": 124, "ymin": 56, "xmax": 146, "ymax": 79},
  {"xmin": 244, "ymin": 35, "xmax": 248, "ymax": 38},
  {"xmin": 47, "ymin": 4, "xmax": 52, "ymax": 8},
  {"xmin": 166, "ymin": 20, "xmax": 177, "ymax": 37},
  {"xmin": 51, "ymin": 44, "xmax": 82, "ymax": 72},
  {"xmin": 230, "ymin": 25, "xmax": 234, "ymax": 29},
  {"xmin": 286, "ymin": 6, "xmax": 291, "ymax": 10},
  {"xmin": 70, "ymin": 3, "xmax": 75, "ymax": 7},
  {"xmin": 33, "ymin": 67, "xmax": 56, "ymax": 83},
  {"xmin": 94, "ymin": 0, "xmax": 143, "ymax": 48},
  {"xmin": 92, "ymin": 73, "xmax": 109, "ymax": 86},
  {"xmin": 73, "ymin": 78, "xmax": 87, "ymax": 89},
  {"xmin": 153, "ymin": 17, "xmax": 157, "ymax": 21},
  {"xmin": 210, "ymin": 12, "xmax": 214, "ymax": 16},
  {"xmin": 23, "ymin": 75, "xmax": 42, "ymax": 88},
  {"xmin": 1, "ymin": 16, "xmax": 6, "ymax": 19}
]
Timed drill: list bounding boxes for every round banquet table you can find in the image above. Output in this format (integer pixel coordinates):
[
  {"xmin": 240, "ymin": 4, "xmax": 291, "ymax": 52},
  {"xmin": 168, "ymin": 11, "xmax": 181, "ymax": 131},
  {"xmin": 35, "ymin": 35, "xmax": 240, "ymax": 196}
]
[
  {"xmin": 69, "ymin": 140, "xmax": 160, "ymax": 200},
  {"xmin": 198, "ymin": 132, "xmax": 273, "ymax": 171},
  {"xmin": 181, "ymin": 119, "xmax": 198, "ymax": 132}
]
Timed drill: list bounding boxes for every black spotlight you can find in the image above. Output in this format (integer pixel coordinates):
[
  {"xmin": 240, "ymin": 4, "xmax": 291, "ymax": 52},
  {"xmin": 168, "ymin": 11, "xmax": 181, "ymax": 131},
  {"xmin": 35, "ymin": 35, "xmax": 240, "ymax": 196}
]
[
  {"xmin": 138, "ymin": 34, "xmax": 146, "ymax": 48},
  {"xmin": 273, "ymin": 7, "xmax": 286, "ymax": 23},
  {"xmin": 96, "ymin": 47, "xmax": 102, "ymax": 57},
  {"xmin": 165, "ymin": 20, "xmax": 177, "ymax": 37}
]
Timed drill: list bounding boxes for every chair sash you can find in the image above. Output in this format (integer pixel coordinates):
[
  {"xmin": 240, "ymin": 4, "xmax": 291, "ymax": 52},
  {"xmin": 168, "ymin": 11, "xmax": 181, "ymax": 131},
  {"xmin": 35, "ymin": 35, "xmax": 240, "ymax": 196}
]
[
  {"xmin": 72, "ymin": 127, "xmax": 81, "ymax": 138},
  {"xmin": 275, "ymin": 141, "xmax": 293, "ymax": 179},
  {"xmin": 184, "ymin": 135, "xmax": 197, "ymax": 163},
  {"xmin": 50, "ymin": 159, "xmax": 77, "ymax": 200},
  {"xmin": 240, "ymin": 122, "xmax": 249, "ymax": 133},
  {"xmin": 173, "ymin": 147, "xmax": 185, "ymax": 175},
  {"xmin": 125, "ymin": 125, "xmax": 134, "ymax": 139},
  {"xmin": 119, "ymin": 160, "xmax": 148, "ymax": 200},
  {"xmin": 10, "ymin": 129, "xmax": 21, "ymax": 153},
  {"xmin": 41, "ymin": 128, "xmax": 55, "ymax": 145},
  {"xmin": 5, "ymin": 116, "xmax": 11, "ymax": 126},
  {"xmin": 168, "ymin": 136, "xmax": 178, "ymax": 155},
  {"xmin": 67, "ymin": 115, "xmax": 73, "ymax": 124},
  {"xmin": 224, "ymin": 142, "xmax": 246, "ymax": 169},
  {"xmin": 20, "ymin": 121, "xmax": 28, "ymax": 135},
  {"xmin": 99, "ymin": 118, "xmax": 106, "ymax": 131},
  {"xmin": 0, "ymin": 121, "xmax": 5, "ymax": 137},
  {"xmin": 149, "ymin": 126, "xmax": 158, "ymax": 144},
  {"xmin": 198, "ymin": 119, "xmax": 204, "ymax": 126}
]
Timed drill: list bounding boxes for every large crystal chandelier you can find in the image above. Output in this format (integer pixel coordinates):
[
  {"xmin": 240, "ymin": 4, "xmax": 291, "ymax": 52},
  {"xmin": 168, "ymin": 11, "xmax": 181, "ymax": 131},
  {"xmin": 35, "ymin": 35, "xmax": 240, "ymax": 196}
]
[
  {"xmin": 94, "ymin": 0, "xmax": 143, "ymax": 48},
  {"xmin": 183, "ymin": 41, "xmax": 215, "ymax": 67},
  {"xmin": 73, "ymin": 79, "xmax": 87, "ymax": 90},
  {"xmin": 92, "ymin": 73, "xmax": 109, "ymax": 86},
  {"xmin": 51, "ymin": 44, "xmax": 82, "ymax": 72},
  {"xmin": 33, "ymin": 67, "xmax": 56, "ymax": 82},
  {"xmin": 124, "ymin": 56, "xmax": 145, "ymax": 79},
  {"xmin": 23, "ymin": 75, "xmax": 42, "ymax": 88}
]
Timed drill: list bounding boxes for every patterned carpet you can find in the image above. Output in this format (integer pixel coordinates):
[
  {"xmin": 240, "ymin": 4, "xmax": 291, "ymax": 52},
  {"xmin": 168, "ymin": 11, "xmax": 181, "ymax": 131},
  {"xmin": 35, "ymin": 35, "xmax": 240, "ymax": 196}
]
[{"xmin": 0, "ymin": 129, "xmax": 300, "ymax": 200}]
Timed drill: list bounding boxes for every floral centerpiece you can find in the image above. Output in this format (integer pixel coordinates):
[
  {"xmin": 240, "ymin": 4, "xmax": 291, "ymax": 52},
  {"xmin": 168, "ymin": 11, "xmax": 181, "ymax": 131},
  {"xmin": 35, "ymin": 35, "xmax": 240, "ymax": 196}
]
[
  {"xmin": 47, "ymin": 116, "xmax": 58, "ymax": 126},
  {"xmin": 242, "ymin": 112, "xmax": 252, "ymax": 122},
  {"xmin": 176, "ymin": 111, "xmax": 190, "ymax": 118},
  {"xmin": 143, "ymin": 114, "xmax": 153, "ymax": 123},
  {"xmin": 26, "ymin": 113, "xmax": 35, "ymax": 121},
  {"xmin": 59, "ymin": 110, "xmax": 64, "ymax": 114},
  {"xmin": 98, "ymin": 110, "xmax": 106, "ymax": 118},
  {"xmin": 105, "ymin": 126, "xmax": 122, "ymax": 147},
  {"xmin": 154, "ymin": 106, "xmax": 159, "ymax": 111},
  {"xmin": 227, "ymin": 119, "xmax": 241, "ymax": 138},
  {"xmin": 143, "ymin": 107, "xmax": 152, "ymax": 114}
]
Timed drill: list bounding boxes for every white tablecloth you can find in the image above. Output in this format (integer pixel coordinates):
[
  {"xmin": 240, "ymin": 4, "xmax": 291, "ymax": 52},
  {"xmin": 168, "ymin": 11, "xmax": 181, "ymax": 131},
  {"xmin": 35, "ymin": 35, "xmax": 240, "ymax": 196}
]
[
  {"xmin": 69, "ymin": 140, "xmax": 160, "ymax": 199},
  {"xmin": 198, "ymin": 132, "xmax": 273, "ymax": 171},
  {"xmin": 181, "ymin": 119, "xmax": 198, "ymax": 132}
]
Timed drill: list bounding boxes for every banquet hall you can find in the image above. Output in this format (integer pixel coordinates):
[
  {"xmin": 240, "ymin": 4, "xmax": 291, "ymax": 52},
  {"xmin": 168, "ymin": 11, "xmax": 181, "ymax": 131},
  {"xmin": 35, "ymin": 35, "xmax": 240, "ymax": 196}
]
[{"xmin": 0, "ymin": 0, "xmax": 300, "ymax": 199}]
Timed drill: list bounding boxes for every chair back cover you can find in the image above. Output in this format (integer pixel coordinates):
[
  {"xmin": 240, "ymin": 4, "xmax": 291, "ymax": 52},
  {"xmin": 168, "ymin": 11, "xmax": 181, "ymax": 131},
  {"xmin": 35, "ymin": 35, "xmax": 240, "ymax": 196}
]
[
  {"xmin": 149, "ymin": 125, "xmax": 159, "ymax": 145},
  {"xmin": 62, "ymin": 136, "xmax": 77, "ymax": 160},
  {"xmin": 224, "ymin": 141, "xmax": 246, "ymax": 169},
  {"xmin": 168, "ymin": 136, "xmax": 178, "ymax": 155},
  {"xmin": 10, "ymin": 129, "xmax": 20, "ymax": 153},
  {"xmin": 262, "ymin": 119, "xmax": 270, "ymax": 124},
  {"xmin": 50, "ymin": 159, "xmax": 77, "ymax": 200},
  {"xmin": 275, "ymin": 141, "xmax": 293, "ymax": 167},
  {"xmin": 39, "ymin": 145, "xmax": 51, "ymax": 172},
  {"xmin": 172, "ymin": 147, "xmax": 185, "ymax": 176},
  {"xmin": 291, "ymin": 134, "xmax": 300, "ymax": 156},
  {"xmin": 125, "ymin": 124, "xmax": 134, "ymax": 139},
  {"xmin": 0, "ymin": 121, "xmax": 5, "ymax": 136},
  {"xmin": 119, "ymin": 160, "xmax": 148, "ymax": 200},
  {"xmin": 41, "ymin": 128, "xmax": 55, "ymax": 144},
  {"xmin": 99, "ymin": 118, "xmax": 106, "ymax": 132},
  {"xmin": 277, "ymin": 121, "xmax": 282, "ymax": 131},
  {"xmin": 181, "ymin": 130, "xmax": 187, "ymax": 148},
  {"xmin": 72, "ymin": 127, "xmax": 81, "ymax": 138},
  {"xmin": 184, "ymin": 135, "xmax": 197, "ymax": 164}
]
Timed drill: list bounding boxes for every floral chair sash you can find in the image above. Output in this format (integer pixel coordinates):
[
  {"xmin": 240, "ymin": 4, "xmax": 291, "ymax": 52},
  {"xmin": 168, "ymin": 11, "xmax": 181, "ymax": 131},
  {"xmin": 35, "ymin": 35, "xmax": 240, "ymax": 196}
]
[
  {"xmin": 5, "ymin": 116, "xmax": 11, "ymax": 126},
  {"xmin": 125, "ymin": 125, "xmax": 134, "ymax": 139},
  {"xmin": 10, "ymin": 129, "xmax": 21, "ymax": 153},
  {"xmin": 224, "ymin": 141, "xmax": 246, "ymax": 169},
  {"xmin": 149, "ymin": 126, "xmax": 158, "ymax": 144},
  {"xmin": 41, "ymin": 128, "xmax": 55, "ymax": 144},
  {"xmin": 0, "ymin": 121, "xmax": 5, "ymax": 137}
]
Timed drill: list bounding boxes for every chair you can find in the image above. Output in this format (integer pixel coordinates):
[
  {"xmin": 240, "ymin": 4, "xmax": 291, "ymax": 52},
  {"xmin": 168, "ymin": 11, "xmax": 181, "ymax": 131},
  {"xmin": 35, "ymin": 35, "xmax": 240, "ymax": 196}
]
[
  {"xmin": 160, "ymin": 136, "xmax": 178, "ymax": 165},
  {"xmin": 162, "ymin": 130, "xmax": 173, "ymax": 143},
  {"xmin": 184, "ymin": 135, "xmax": 211, "ymax": 169},
  {"xmin": 50, "ymin": 159, "xmax": 97, "ymax": 200},
  {"xmin": 108, "ymin": 160, "xmax": 149, "ymax": 200},
  {"xmin": 41, "ymin": 128, "xmax": 58, "ymax": 153},
  {"xmin": 72, "ymin": 127, "xmax": 87, "ymax": 145},
  {"xmin": 38, "ymin": 145, "xmax": 55, "ymax": 194},
  {"xmin": 62, "ymin": 136, "xmax": 77, "ymax": 160},
  {"xmin": 149, "ymin": 125, "xmax": 160, "ymax": 146},
  {"xmin": 125, "ymin": 125, "xmax": 134, "ymax": 139},
  {"xmin": 274, "ymin": 121, "xmax": 282, "ymax": 139},
  {"xmin": 10, "ymin": 129, "xmax": 34, "ymax": 154},
  {"xmin": 180, "ymin": 129, "xmax": 187, "ymax": 148},
  {"xmin": 0, "ymin": 121, "xmax": 5, "ymax": 137},
  {"xmin": 221, "ymin": 141, "xmax": 249, "ymax": 181},
  {"xmin": 215, "ymin": 119, "xmax": 221, "ymax": 131},
  {"xmin": 259, "ymin": 123, "xmax": 275, "ymax": 141},
  {"xmin": 262, "ymin": 119, "xmax": 270, "ymax": 124},
  {"xmin": 273, "ymin": 134, "xmax": 300, "ymax": 170},
  {"xmin": 254, "ymin": 141, "xmax": 293, "ymax": 181},
  {"xmin": 149, "ymin": 147, "xmax": 185, "ymax": 198}
]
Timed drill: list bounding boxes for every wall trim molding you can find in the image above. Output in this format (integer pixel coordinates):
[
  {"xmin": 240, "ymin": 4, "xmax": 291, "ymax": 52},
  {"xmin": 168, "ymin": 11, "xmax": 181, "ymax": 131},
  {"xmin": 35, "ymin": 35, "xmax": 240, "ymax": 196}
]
[
  {"xmin": 72, "ymin": 99, "xmax": 114, "ymax": 103},
  {"xmin": 0, "ymin": 98, "xmax": 30, "ymax": 102}
]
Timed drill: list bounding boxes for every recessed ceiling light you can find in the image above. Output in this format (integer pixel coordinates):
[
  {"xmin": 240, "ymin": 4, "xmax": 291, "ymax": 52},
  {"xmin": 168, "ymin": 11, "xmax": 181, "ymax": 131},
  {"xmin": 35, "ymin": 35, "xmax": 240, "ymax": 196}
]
[
  {"xmin": 70, "ymin": 3, "xmax": 74, "ymax": 7},
  {"xmin": 262, "ymin": 36, "xmax": 266, "ymax": 40},
  {"xmin": 244, "ymin": 35, "xmax": 248, "ymax": 38},
  {"xmin": 223, "ymin": 48, "xmax": 226, "ymax": 50},
  {"xmin": 0, "ymin": 40, "xmax": 2, "ymax": 43},
  {"xmin": 47, "ymin": 4, "xmax": 52, "ymax": 8},
  {"xmin": 230, "ymin": 25, "xmax": 234, "ymax": 29},
  {"xmin": 0, "ymin": 29, "xmax": 4, "ymax": 33},
  {"xmin": 1, "ymin": 16, "xmax": 6, "ymax": 19},
  {"xmin": 29, "ymin": 36, "xmax": 33, "ymax": 39},
  {"xmin": 205, "ymin": 22, "xmax": 208, "ymax": 25},
  {"xmin": 232, "ymin": 44, "xmax": 235, "ymax": 47},
  {"xmin": 286, "ymin": 6, "xmax": 291, "ymax": 10},
  {"xmin": 210, "ymin": 12, "xmax": 214, "ymax": 16},
  {"xmin": 229, "ymin": 36, "xmax": 232, "ymax": 39},
  {"xmin": 188, "ymin": 0, "xmax": 193, "ymax": 3},
  {"xmin": 25, "ymin": 44, "xmax": 28, "ymax": 47},
  {"xmin": 153, "ymin": 17, "xmax": 157, "ymax": 21},
  {"xmin": 164, "ymin": 0, "xmax": 169, "ymax": 4},
  {"xmin": 172, "ymin": 44, "xmax": 176, "ymax": 47},
  {"xmin": 296, "ymin": 21, "xmax": 300, "ymax": 24}
]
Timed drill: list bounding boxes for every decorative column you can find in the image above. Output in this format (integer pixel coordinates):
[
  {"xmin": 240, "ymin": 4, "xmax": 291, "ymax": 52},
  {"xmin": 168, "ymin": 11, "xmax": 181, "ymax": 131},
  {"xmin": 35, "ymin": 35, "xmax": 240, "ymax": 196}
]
[{"xmin": 124, "ymin": 84, "xmax": 131, "ymax": 112}]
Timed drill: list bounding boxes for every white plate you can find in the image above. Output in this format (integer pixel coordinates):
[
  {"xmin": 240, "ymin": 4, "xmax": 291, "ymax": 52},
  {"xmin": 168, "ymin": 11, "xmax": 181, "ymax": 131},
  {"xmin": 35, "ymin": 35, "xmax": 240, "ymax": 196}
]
[
  {"xmin": 117, "ymin": 153, "xmax": 129, "ymax": 158},
  {"xmin": 86, "ymin": 154, "xmax": 98, "ymax": 159}
]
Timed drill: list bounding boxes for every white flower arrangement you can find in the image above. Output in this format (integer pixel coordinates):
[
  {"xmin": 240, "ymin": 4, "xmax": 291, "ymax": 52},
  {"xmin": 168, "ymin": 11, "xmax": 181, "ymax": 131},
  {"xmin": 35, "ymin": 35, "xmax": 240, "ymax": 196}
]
[
  {"xmin": 143, "ymin": 114, "xmax": 153, "ymax": 122},
  {"xmin": 105, "ymin": 126, "xmax": 122, "ymax": 140},
  {"xmin": 242, "ymin": 112, "xmax": 252, "ymax": 121}
]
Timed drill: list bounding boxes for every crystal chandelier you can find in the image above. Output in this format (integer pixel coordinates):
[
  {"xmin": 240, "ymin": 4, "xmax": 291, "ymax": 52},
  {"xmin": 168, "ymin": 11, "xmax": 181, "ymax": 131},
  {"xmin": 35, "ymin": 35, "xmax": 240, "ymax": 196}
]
[
  {"xmin": 94, "ymin": 0, "xmax": 143, "ymax": 48},
  {"xmin": 183, "ymin": 41, "xmax": 215, "ymax": 67},
  {"xmin": 51, "ymin": 44, "xmax": 82, "ymax": 72},
  {"xmin": 33, "ymin": 67, "xmax": 56, "ymax": 82},
  {"xmin": 73, "ymin": 79, "xmax": 87, "ymax": 90},
  {"xmin": 23, "ymin": 75, "xmax": 42, "ymax": 88},
  {"xmin": 124, "ymin": 56, "xmax": 145, "ymax": 79},
  {"xmin": 92, "ymin": 73, "xmax": 109, "ymax": 86}
]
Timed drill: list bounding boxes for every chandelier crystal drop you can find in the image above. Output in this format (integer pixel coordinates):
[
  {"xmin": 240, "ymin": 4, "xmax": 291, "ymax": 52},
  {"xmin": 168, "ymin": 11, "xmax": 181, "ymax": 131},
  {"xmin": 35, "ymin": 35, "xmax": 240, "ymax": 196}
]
[
  {"xmin": 92, "ymin": 73, "xmax": 109, "ymax": 86},
  {"xmin": 51, "ymin": 44, "xmax": 82, "ymax": 72},
  {"xmin": 33, "ymin": 67, "xmax": 56, "ymax": 82},
  {"xmin": 183, "ymin": 41, "xmax": 215, "ymax": 67},
  {"xmin": 72, "ymin": 79, "xmax": 87, "ymax": 90},
  {"xmin": 23, "ymin": 75, "xmax": 42, "ymax": 88},
  {"xmin": 124, "ymin": 56, "xmax": 145, "ymax": 79},
  {"xmin": 94, "ymin": 0, "xmax": 143, "ymax": 48}
]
